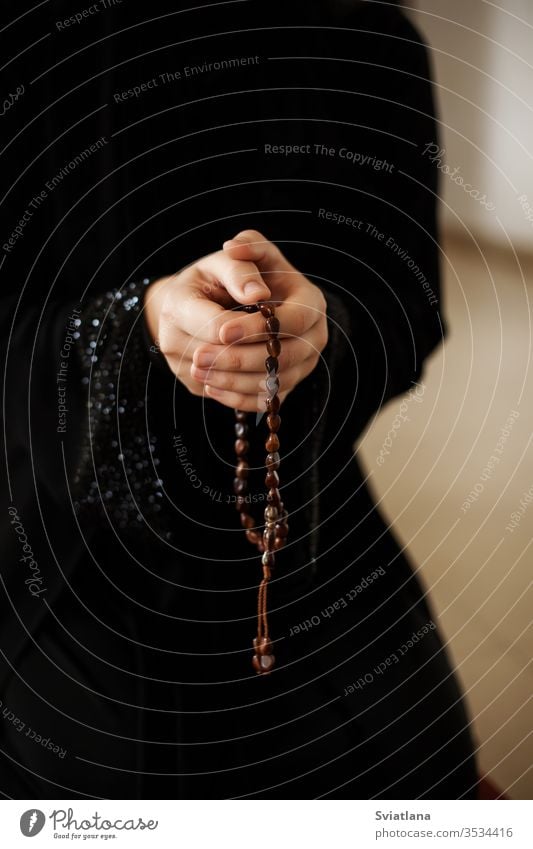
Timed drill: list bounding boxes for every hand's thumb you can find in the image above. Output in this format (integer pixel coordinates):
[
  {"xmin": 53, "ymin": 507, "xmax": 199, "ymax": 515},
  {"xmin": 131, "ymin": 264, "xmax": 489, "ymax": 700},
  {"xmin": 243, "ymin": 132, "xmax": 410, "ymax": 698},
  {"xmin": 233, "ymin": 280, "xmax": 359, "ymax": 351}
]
[
  {"xmin": 196, "ymin": 251, "xmax": 271, "ymax": 306},
  {"xmin": 222, "ymin": 231, "xmax": 294, "ymax": 292}
]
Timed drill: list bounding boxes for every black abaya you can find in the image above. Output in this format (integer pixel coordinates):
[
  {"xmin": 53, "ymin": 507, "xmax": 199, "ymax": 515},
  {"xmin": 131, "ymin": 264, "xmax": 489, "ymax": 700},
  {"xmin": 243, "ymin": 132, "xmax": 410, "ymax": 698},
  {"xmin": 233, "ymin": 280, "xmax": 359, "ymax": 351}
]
[{"xmin": 0, "ymin": 0, "xmax": 478, "ymax": 798}]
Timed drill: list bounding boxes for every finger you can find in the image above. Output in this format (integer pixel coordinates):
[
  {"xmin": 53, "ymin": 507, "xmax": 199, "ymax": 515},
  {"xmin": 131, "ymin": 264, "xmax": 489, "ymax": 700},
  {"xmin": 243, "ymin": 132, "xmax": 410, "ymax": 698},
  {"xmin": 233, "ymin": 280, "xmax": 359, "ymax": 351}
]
[
  {"xmin": 222, "ymin": 230, "xmax": 295, "ymax": 292},
  {"xmin": 196, "ymin": 250, "xmax": 271, "ymax": 305},
  {"xmin": 223, "ymin": 230, "xmax": 328, "ymax": 330},
  {"xmin": 174, "ymin": 375, "xmax": 207, "ymax": 399},
  {"xmin": 205, "ymin": 384, "xmax": 289, "ymax": 413},
  {"xmin": 219, "ymin": 292, "xmax": 321, "ymax": 345},
  {"xmin": 191, "ymin": 360, "xmax": 309, "ymax": 394},
  {"xmin": 157, "ymin": 273, "xmax": 228, "ymax": 346},
  {"xmin": 159, "ymin": 256, "xmax": 270, "ymax": 345},
  {"xmin": 192, "ymin": 334, "xmax": 320, "ymax": 373},
  {"xmin": 157, "ymin": 320, "xmax": 196, "ymax": 361}
]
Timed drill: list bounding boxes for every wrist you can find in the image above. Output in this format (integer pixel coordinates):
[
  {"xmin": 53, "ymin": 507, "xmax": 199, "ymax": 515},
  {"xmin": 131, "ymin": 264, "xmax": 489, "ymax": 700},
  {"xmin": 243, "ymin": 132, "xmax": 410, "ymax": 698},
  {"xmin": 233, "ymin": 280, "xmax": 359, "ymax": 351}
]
[{"xmin": 143, "ymin": 276, "xmax": 171, "ymax": 346}]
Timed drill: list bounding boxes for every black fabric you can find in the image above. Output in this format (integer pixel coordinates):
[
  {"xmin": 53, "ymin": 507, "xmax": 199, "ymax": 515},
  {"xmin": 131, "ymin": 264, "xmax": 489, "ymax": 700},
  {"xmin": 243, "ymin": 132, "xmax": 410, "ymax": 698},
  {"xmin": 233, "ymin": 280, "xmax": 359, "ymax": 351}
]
[{"xmin": 0, "ymin": 1, "xmax": 477, "ymax": 798}]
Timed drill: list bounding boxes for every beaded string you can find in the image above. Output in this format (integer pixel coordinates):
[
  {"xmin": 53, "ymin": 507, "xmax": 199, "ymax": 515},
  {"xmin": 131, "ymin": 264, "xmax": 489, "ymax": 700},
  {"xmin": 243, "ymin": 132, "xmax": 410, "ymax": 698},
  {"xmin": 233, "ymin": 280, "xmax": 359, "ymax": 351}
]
[{"xmin": 233, "ymin": 302, "xmax": 288, "ymax": 675}]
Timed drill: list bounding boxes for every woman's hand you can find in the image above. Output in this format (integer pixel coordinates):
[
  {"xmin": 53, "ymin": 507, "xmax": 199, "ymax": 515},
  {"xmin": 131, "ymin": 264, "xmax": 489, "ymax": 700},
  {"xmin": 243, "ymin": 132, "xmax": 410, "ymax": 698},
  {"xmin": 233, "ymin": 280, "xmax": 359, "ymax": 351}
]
[
  {"xmin": 144, "ymin": 247, "xmax": 271, "ymax": 401},
  {"xmin": 144, "ymin": 230, "xmax": 328, "ymax": 412}
]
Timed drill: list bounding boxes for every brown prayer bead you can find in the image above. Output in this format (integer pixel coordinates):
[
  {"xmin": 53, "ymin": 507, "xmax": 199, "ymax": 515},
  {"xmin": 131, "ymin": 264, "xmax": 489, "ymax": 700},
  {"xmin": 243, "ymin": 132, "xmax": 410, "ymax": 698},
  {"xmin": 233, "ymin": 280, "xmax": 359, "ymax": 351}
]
[
  {"xmin": 265, "ymin": 470, "xmax": 279, "ymax": 488},
  {"xmin": 263, "ymin": 527, "xmax": 276, "ymax": 549},
  {"xmin": 231, "ymin": 301, "xmax": 289, "ymax": 675},
  {"xmin": 264, "ymin": 505, "xmax": 279, "ymax": 522},
  {"xmin": 241, "ymin": 513, "xmax": 255, "ymax": 529},
  {"xmin": 267, "ymin": 337, "xmax": 281, "ymax": 358},
  {"xmin": 266, "ymin": 433, "xmax": 280, "ymax": 453},
  {"xmin": 266, "ymin": 316, "xmax": 280, "ymax": 335},
  {"xmin": 275, "ymin": 521, "xmax": 288, "ymax": 538},
  {"xmin": 233, "ymin": 477, "xmax": 247, "ymax": 495},
  {"xmin": 266, "ymin": 395, "xmax": 280, "ymax": 413},
  {"xmin": 267, "ymin": 487, "xmax": 281, "ymax": 505},
  {"xmin": 266, "ymin": 452, "xmax": 280, "ymax": 471}
]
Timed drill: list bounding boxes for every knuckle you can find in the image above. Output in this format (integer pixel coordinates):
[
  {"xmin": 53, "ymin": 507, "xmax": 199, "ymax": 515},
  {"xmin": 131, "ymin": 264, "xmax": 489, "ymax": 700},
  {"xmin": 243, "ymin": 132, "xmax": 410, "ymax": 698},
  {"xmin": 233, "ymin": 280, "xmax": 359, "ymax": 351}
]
[
  {"xmin": 159, "ymin": 306, "xmax": 175, "ymax": 330},
  {"xmin": 184, "ymin": 380, "xmax": 203, "ymax": 397},
  {"xmin": 158, "ymin": 328, "xmax": 174, "ymax": 356},
  {"xmin": 228, "ymin": 350, "xmax": 241, "ymax": 370},
  {"xmin": 222, "ymin": 373, "xmax": 236, "ymax": 391},
  {"xmin": 295, "ymin": 310, "xmax": 307, "ymax": 337},
  {"xmin": 206, "ymin": 320, "xmax": 222, "ymax": 345},
  {"xmin": 284, "ymin": 344, "xmax": 297, "ymax": 370},
  {"xmin": 318, "ymin": 320, "xmax": 329, "ymax": 351},
  {"xmin": 316, "ymin": 287, "xmax": 328, "ymax": 315}
]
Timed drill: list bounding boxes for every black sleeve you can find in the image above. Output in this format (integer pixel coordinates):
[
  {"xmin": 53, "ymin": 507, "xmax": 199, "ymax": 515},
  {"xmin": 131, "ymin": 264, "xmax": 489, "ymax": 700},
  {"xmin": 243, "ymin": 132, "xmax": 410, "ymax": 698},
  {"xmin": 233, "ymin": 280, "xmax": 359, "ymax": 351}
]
[
  {"xmin": 1, "ymin": 278, "xmax": 173, "ymax": 546},
  {"xmin": 68, "ymin": 279, "xmax": 177, "ymax": 533}
]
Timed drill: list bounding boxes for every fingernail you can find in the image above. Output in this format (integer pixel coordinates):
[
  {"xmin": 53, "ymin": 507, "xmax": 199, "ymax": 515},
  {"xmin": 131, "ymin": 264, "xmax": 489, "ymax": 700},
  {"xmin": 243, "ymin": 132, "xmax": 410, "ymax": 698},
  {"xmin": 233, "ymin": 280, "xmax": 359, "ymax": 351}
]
[
  {"xmin": 192, "ymin": 368, "xmax": 210, "ymax": 382},
  {"xmin": 244, "ymin": 282, "xmax": 267, "ymax": 297},
  {"xmin": 223, "ymin": 325, "xmax": 244, "ymax": 343},
  {"xmin": 195, "ymin": 352, "xmax": 216, "ymax": 368},
  {"xmin": 223, "ymin": 237, "xmax": 246, "ymax": 250},
  {"xmin": 206, "ymin": 384, "xmax": 221, "ymax": 395}
]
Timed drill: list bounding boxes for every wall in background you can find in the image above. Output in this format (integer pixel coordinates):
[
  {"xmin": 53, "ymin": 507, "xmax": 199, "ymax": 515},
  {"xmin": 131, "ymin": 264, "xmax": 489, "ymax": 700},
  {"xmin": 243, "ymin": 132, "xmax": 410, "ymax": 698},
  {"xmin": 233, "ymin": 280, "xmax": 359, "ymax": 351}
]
[{"xmin": 409, "ymin": 1, "xmax": 533, "ymax": 251}]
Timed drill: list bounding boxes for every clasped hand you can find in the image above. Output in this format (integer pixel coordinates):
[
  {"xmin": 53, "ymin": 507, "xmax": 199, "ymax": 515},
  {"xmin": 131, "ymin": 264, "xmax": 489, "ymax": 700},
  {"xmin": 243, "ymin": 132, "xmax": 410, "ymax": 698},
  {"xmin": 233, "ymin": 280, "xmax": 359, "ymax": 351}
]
[{"xmin": 144, "ymin": 230, "xmax": 328, "ymax": 412}]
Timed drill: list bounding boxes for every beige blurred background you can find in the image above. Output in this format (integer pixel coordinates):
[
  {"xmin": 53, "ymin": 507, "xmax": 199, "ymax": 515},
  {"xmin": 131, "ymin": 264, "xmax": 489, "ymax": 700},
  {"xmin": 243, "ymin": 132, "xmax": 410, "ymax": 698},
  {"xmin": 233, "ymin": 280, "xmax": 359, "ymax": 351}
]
[{"xmin": 357, "ymin": 1, "xmax": 532, "ymax": 799}]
